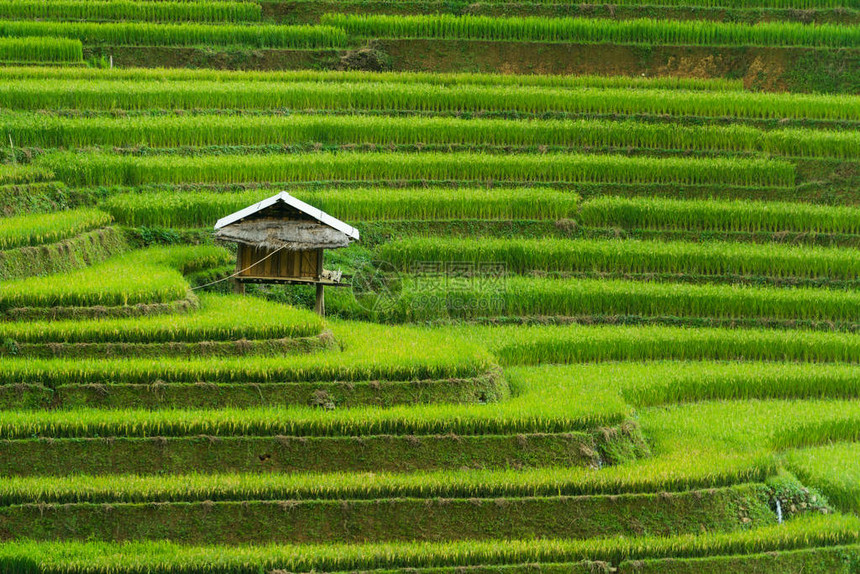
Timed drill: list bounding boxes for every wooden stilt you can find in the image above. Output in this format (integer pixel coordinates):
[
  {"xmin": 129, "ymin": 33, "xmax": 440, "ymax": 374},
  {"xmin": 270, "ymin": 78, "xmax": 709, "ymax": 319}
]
[
  {"xmin": 315, "ymin": 283, "xmax": 325, "ymax": 317},
  {"xmin": 233, "ymin": 250, "xmax": 246, "ymax": 294}
]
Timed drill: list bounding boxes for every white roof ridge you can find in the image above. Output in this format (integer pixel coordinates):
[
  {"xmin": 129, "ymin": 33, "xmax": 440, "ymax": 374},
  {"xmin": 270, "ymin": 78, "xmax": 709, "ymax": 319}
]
[{"xmin": 214, "ymin": 191, "xmax": 359, "ymax": 242}]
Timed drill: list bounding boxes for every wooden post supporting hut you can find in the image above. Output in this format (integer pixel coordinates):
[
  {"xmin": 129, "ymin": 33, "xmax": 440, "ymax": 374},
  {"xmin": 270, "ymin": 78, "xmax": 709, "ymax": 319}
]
[{"xmin": 214, "ymin": 192, "xmax": 359, "ymax": 316}]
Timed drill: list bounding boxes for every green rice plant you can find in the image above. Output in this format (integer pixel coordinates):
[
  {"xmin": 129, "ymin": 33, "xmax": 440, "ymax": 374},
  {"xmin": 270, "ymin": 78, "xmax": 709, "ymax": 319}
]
[
  {"xmin": 0, "ymin": 164, "xmax": 53, "ymax": 185},
  {"xmin": 323, "ymin": 14, "xmax": 860, "ymax": 48},
  {"xmin": 0, "ymin": 363, "xmax": 794, "ymax": 497},
  {"xmin": 379, "ymin": 275, "xmax": 860, "ymax": 323},
  {"xmin": 0, "ymin": 223, "xmax": 126, "ymax": 283},
  {"xmin": 641, "ymin": 398, "xmax": 860, "ymax": 459},
  {"xmin": 482, "ymin": 323, "xmax": 860, "ymax": 365},
  {"xmin": 0, "ymin": 321, "xmax": 495, "ymax": 384},
  {"xmin": 785, "ymin": 443, "xmax": 860, "ymax": 514},
  {"xmin": 0, "ymin": 181, "xmax": 71, "ymax": 219},
  {"xmin": 619, "ymin": 543, "xmax": 860, "ymax": 572},
  {"xmin": 0, "ymin": 36, "xmax": 82, "ymax": 63},
  {"xmin": 414, "ymin": 0, "xmax": 855, "ymax": 7},
  {"xmin": 772, "ymin": 418, "xmax": 860, "ymax": 451},
  {"xmin": 0, "ymin": 514, "xmax": 856, "ymax": 571},
  {"xmin": 0, "ymin": 358, "xmax": 624, "ymax": 437},
  {"xmin": 0, "ymin": 79, "xmax": 853, "ymax": 121},
  {"xmin": 0, "ymin": 0, "xmax": 261, "ymax": 23},
  {"xmin": 0, "ymin": 208, "xmax": 111, "ymax": 250},
  {"xmin": 0, "ymin": 20, "xmax": 347, "ymax": 48},
  {"xmin": 103, "ymin": 188, "xmax": 578, "ymax": 226},
  {"xmin": 579, "ymin": 197, "xmax": 860, "ymax": 234},
  {"xmin": 0, "ymin": 65, "xmax": 746, "ymax": 91},
  {"xmin": 513, "ymin": 365, "xmax": 860, "ymax": 478},
  {"xmin": 0, "ymin": 366, "xmax": 821, "ymax": 506},
  {"xmin": 144, "ymin": 244, "xmax": 230, "ymax": 275},
  {"xmin": 630, "ymin": 362, "xmax": 860, "ymax": 405},
  {"xmin": 39, "ymin": 151, "xmax": 795, "ymax": 187},
  {"xmin": 526, "ymin": 362, "xmax": 860, "ymax": 408},
  {"xmin": 4, "ymin": 113, "xmax": 856, "ymax": 157},
  {"xmin": 0, "ymin": 293, "xmax": 322, "ymax": 343},
  {"xmin": 377, "ymin": 237, "xmax": 860, "ymax": 280},
  {"xmin": 0, "ymin": 245, "xmax": 228, "ymax": 310},
  {"xmin": 0, "ymin": 450, "xmax": 774, "ymax": 505}
]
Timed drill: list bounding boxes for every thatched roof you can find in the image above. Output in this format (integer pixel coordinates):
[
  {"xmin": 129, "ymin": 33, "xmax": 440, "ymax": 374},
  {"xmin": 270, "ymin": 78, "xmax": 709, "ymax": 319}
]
[
  {"xmin": 215, "ymin": 217, "xmax": 350, "ymax": 251},
  {"xmin": 214, "ymin": 192, "xmax": 359, "ymax": 251}
]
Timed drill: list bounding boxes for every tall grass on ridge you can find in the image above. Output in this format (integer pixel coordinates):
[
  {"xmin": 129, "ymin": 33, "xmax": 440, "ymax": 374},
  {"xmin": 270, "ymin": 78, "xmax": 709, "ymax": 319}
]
[
  {"xmin": 0, "ymin": 445, "xmax": 777, "ymax": 504},
  {"xmin": 0, "ymin": 293, "xmax": 323, "ymax": 343},
  {"xmin": 0, "ymin": 209, "xmax": 110, "ymax": 250},
  {"xmin": 0, "ymin": 321, "xmax": 494, "ymax": 384},
  {"xmin": 785, "ymin": 444, "xmax": 860, "ymax": 514},
  {"xmin": 0, "ymin": 164, "xmax": 54, "ymax": 185},
  {"xmin": 370, "ymin": 275, "xmax": 860, "ymax": 323},
  {"xmin": 40, "ymin": 152, "xmax": 795, "ymax": 187},
  {"xmin": 0, "ymin": 20, "xmax": 348, "ymax": 48},
  {"xmin": 0, "ymin": 366, "xmax": 624, "ymax": 437},
  {"xmin": 0, "ymin": 66, "xmax": 746, "ymax": 91},
  {"xmin": 0, "ymin": 80, "xmax": 854, "ymax": 121},
  {"xmin": 323, "ymin": 14, "xmax": 860, "ymax": 48},
  {"xmin": 0, "ymin": 516, "xmax": 856, "ymax": 570},
  {"xmin": 458, "ymin": 0, "xmax": 854, "ymax": 7},
  {"xmin": 0, "ymin": 0, "xmax": 262, "ymax": 23},
  {"xmin": 565, "ymin": 361, "xmax": 860, "ymax": 407},
  {"xmin": 579, "ymin": 197, "xmax": 860, "ymax": 234},
  {"xmin": 0, "ymin": 36, "xmax": 82, "ymax": 63},
  {"xmin": 377, "ymin": 237, "xmax": 859, "ymax": 280},
  {"xmin": 103, "ymin": 188, "xmax": 579, "ymax": 227},
  {"xmin": 3, "ymin": 114, "xmax": 856, "ymax": 158},
  {"xmin": 488, "ymin": 323, "xmax": 860, "ymax": 364},
  {"xmin": 0, "ymin": 245, "xmax": 227, "ymax": 310}
]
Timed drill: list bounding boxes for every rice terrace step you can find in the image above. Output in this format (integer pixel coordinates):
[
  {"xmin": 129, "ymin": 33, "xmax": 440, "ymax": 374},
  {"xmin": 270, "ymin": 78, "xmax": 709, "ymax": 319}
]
[{"xmin": 0, "ymin": 0, "xmax": 857, "ymax": 571}]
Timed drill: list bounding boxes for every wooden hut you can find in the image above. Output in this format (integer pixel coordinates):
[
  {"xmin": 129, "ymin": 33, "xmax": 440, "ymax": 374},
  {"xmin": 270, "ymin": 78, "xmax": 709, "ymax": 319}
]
[{"xmin": 214, "ymin": 192, "xmax": 359, "ymax": 316}]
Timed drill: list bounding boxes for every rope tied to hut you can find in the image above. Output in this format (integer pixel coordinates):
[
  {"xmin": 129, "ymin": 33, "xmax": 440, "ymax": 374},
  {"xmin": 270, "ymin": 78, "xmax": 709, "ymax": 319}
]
[{"xmin": 190, "ymin": 245, "xmax": 288, "ymax": 291}]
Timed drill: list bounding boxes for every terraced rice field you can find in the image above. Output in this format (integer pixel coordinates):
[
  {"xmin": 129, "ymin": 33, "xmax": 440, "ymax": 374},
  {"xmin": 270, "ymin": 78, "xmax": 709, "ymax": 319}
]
[{"xmin": 0, "ymin": 0, "xmax": 858, "ymax": 571}]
